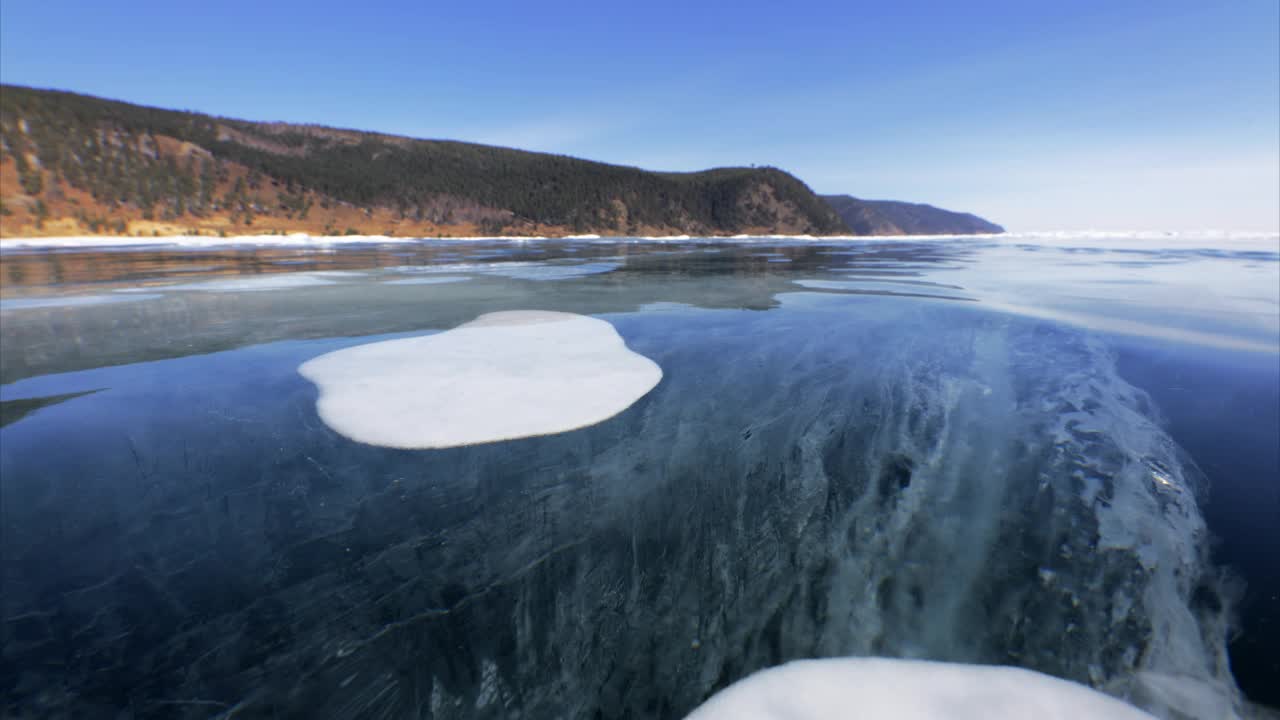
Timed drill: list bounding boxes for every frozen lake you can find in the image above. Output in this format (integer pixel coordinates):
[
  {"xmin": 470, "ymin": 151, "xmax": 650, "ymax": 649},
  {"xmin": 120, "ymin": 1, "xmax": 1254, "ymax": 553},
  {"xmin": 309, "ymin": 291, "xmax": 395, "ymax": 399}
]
[{"xmin": 1, "ymin": 233, "xmax": 1277, "ymax": 718}]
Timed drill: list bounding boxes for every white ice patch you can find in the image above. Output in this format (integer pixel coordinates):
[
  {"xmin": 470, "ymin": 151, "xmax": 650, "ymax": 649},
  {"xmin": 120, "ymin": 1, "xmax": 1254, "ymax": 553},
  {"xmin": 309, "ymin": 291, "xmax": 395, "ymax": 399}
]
[
  {"xmin": 685, "ymin": 658, "xmax": 1156, "ymax": 720},
  {"xmin": 298, "ymin": 310, "xmax": 663, "ymax": 449}
]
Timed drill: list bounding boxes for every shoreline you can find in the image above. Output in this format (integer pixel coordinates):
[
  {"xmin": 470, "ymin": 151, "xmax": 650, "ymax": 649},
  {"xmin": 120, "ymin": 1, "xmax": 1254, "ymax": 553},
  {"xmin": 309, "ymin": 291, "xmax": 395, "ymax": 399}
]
[
  {"xmin": 2, "ymin": 229, "xmax": 1278, "ymax": 252},
  {"xmin": 0, "ymin": 231, "xmax": 1008, "ymax": 249}
]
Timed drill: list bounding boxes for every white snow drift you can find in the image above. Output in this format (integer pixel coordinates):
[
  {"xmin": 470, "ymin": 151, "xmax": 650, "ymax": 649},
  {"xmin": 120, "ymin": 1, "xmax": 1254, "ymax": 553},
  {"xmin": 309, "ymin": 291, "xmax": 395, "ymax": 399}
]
[
  {"xmin": 685, "ymin": 658, "xmax": 1156, "ymax": 720},
  {"xmin": 298, "ymin": 310, "xmax": 662, "ymax": 448}
]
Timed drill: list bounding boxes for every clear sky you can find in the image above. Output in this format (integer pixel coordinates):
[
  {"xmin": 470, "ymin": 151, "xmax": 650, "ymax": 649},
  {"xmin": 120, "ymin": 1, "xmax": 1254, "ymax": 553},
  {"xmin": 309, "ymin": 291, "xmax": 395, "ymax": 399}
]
[{"xmin": 2, "ymin": 0, "xmax": 1277, "ymax": 231}]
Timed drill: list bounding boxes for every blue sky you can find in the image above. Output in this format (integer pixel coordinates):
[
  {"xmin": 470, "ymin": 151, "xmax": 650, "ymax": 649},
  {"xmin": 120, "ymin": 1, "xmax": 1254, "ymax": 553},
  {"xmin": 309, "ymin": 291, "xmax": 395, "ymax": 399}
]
[{"xmin": 2, "ymin": 0, "xmax": 1277, "ymax": 231}]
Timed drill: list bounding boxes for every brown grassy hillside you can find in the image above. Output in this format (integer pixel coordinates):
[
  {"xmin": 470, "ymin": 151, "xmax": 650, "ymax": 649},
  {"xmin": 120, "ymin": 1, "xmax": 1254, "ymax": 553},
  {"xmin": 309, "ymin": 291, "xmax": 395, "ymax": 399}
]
[{"xmin": 0, "ymin": 85, "xmax": 849, "ymax": 239}]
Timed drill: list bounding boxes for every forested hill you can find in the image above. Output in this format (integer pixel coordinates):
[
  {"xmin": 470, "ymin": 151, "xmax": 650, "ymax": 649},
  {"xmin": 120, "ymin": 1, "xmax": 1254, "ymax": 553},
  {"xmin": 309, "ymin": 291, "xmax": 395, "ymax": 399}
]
[
  {"xmin": 822, "ymin": 195, "xmax": 1004, "ymax": 235},
  {"xmin": 0, "ymin": 84, "xmax": 849, "ymax": 238}
]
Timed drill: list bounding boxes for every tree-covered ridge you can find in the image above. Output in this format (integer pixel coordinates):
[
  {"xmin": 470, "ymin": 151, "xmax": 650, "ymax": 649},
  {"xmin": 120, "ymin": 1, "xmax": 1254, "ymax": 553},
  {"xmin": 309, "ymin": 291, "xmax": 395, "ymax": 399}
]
[
  {"xmin": 0, "ymin": 84, "xmax": 849, "ymax": 236},
  {"xmin": 821, "ymin": 194, "xmax": 1003, "ymax": 236}
]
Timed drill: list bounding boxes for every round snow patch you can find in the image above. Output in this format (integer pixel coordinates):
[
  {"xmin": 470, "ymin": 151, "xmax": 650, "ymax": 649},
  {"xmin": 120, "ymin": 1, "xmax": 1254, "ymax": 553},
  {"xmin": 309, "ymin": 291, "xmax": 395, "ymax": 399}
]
[
  {"xmin": 686, "ymin": 658, "xmax": 1156, "ymax": 720},
  {"xmin": 298, "ymin": 310, "xmax": 662, "ymax": 449}
]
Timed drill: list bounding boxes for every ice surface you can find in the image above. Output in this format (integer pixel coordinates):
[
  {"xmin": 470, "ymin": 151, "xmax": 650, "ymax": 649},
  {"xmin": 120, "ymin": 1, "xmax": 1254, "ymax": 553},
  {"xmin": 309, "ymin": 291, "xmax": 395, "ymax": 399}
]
[
  {"xmin": 482, "ymin": 261, "xmax": 619, "ymax": 281},
  {"xmin": 995, "ymin": 230, "xmax": 1280, "ymax": 252},
  {"xmin": 794, "ymin": 278, "xmax": 971, "ymax": 301},
  {"xmin": 298, "ymin": 310, "xmax": 662, "ymax": 448},
  {"xmin": 1127, "ymin": 671, "xmax": 1245, "ymax": 720},
  {"xmin": 383, "ymin": 276, "xmax": 471, "ymax": 285},
  {"xmin": 382, "ymin": 260, "xmax": 619, "ymax": 281},
  {"xmin": 915, "ymin": 241, "xmax": 1280, "ymax": 354},
  {"xmin": 0, "ymin": 239, "xmax": 1262, "ymax": 719},
  {"xmin": 686, "ymin": 658, "xmax": 1156, "ymax": 719},
  {"xmin": 0, "ymin": 293, "xmax": 162, "ymax": 311},
  {"xmin": 978, "ymin": 299, "xmax": 1278, "ymax": 354},
  {"xmin": 161, "ymin": 273, "xmax": 343, "ymax": 292},
  {"xmin": 307, "ymin": 270, "xmax": 368, "ymax": 278}
]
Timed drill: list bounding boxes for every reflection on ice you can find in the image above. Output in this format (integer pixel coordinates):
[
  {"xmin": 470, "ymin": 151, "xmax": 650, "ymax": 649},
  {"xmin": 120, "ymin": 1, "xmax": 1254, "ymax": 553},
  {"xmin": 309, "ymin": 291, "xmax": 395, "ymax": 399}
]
[
  {"xmin": 307, "ymin": 270, "xmax": 368, "ymax": 278},
  {"xmin": 481, "ymin": 261, "xmax": 619, "ymax": 281},
  {"xmin": 794, "ymin": 278, "xmax": 972, "ymax": 301},
  {"xmin": 384, "ymin": 260, "xmax": 620, "ymax": 281},
  {"xmin": 383, "ymin": 276, "xmax": 471, "ymax": 285},
  {"xmin": 890, "ymin": 238, "xmax": 1280, "ymax": 355},
  {"xmin": 0, "ymin": 293, "xmax": 162, "ymax": 311},
  {"xmin": 161, "ymin": 273, "xmax": 344, "ymax": 292},
  {"xmin": 0, "ymin": 388, "xmax": 102, "ymax": 427},
  {"xmin": 977, "ymin": 299, "xmax": 1278, "ymax": 354}
]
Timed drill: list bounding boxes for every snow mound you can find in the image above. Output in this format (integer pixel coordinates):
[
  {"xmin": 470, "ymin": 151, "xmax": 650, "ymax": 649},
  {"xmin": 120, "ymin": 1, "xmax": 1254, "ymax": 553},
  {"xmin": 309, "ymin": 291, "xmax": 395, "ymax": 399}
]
[
  {"xmin": 686, "ymin": 658, "xmax": 1156, "ymax": 720},
  {"xmin": 298, "ymin": 310, "xmax": 662, "ymax": 448}
]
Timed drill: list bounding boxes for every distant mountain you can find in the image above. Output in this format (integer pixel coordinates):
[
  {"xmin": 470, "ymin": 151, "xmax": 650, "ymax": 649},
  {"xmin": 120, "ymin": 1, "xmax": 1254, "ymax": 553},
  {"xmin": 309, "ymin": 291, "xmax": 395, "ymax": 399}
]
[
  {"xmin": 822, "ymin": 194, "xmax": 1003, "ymax": 235},
  {"xmin": 0, "ymin": 85, "xmax": 848, "ymax": 238}
]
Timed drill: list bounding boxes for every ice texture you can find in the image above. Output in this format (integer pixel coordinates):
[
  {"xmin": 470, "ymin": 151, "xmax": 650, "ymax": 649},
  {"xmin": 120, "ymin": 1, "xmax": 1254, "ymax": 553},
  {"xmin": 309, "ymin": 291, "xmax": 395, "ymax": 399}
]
[{"xmin": 0, "ymin": 299, "xmax": 1246, "ymax": 719}]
